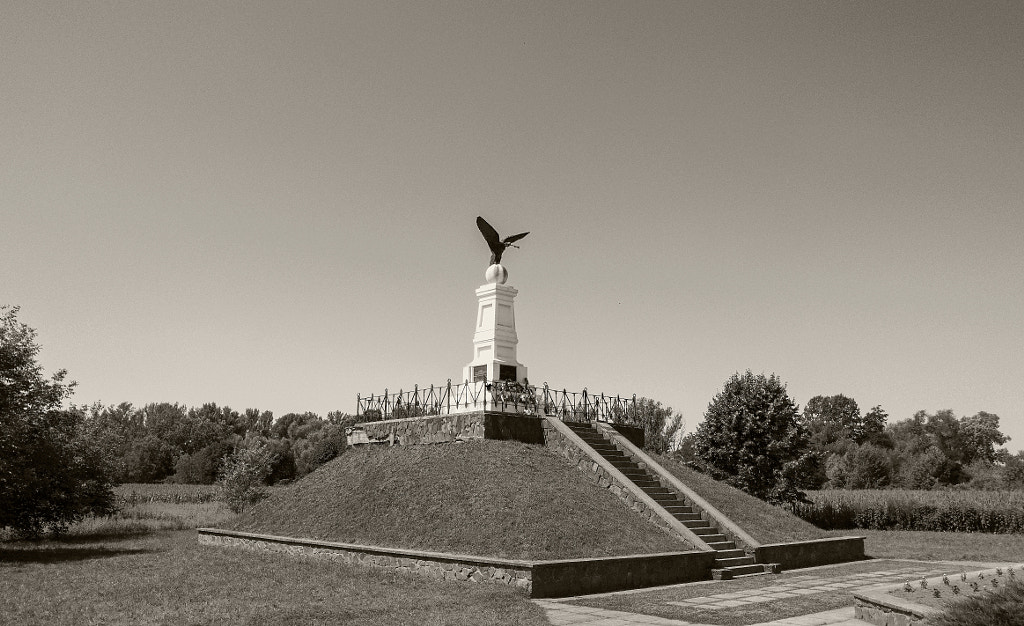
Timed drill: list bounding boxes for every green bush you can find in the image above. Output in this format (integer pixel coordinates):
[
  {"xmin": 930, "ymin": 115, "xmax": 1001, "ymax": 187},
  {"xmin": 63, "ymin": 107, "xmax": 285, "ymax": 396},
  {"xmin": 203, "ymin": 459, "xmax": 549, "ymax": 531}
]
[{"xmin": 217, "ymin": 440, "xmax": 277, "ymax": 514}]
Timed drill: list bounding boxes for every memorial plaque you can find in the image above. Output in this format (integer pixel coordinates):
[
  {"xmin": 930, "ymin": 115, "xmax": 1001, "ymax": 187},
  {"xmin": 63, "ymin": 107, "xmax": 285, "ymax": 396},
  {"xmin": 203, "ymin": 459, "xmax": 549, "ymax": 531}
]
[
  {"xmin": 472, "ymin": 365, "xmax": 487, "ymax": 382},
  {"xmin": 499, "ymin": 365, "xmax": 517, "ymax": 381}
]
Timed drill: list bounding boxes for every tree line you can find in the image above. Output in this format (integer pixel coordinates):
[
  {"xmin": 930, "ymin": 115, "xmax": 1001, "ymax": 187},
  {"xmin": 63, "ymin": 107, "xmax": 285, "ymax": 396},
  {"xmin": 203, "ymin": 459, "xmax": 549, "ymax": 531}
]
[
  {"xmin": 678, "ymin": 371, "xmax": 1021, "ymax": 506},
  {"xmin": 77, "ymin": 401, "xmax": 356, "ymax": 486}
]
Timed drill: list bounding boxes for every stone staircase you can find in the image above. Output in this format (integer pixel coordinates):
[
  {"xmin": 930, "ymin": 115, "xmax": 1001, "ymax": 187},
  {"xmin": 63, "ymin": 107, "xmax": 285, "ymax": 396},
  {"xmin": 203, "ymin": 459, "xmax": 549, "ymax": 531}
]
[{"xmin": 565, "ymin": 422, "xmax": 775, "ymax": 580}]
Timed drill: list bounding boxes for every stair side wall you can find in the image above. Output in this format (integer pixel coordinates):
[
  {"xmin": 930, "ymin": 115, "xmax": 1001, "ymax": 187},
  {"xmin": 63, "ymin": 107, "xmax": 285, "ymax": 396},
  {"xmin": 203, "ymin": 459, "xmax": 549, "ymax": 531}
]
[
  {"xmin": 596, "ymin": 423, "xmax": 762, "ymax": 554},
  {"xmin": 541, "ymin": 418, "xmax": 711, "ymax": 552}
]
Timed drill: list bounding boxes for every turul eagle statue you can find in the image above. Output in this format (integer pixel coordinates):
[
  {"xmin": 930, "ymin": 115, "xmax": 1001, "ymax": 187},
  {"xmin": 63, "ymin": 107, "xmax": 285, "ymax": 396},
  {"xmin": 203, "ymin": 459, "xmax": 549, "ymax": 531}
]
[{"xmin": 476, "ymin": 216, "xmax": 529, "ymax": 266}]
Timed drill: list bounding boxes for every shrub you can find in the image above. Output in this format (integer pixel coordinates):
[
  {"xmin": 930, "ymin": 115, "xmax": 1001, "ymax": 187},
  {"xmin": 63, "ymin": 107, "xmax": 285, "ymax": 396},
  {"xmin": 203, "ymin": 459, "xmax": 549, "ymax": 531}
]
[{"xmin": 217, "ymin": 440, "xmax": 277, "ymax": 514}]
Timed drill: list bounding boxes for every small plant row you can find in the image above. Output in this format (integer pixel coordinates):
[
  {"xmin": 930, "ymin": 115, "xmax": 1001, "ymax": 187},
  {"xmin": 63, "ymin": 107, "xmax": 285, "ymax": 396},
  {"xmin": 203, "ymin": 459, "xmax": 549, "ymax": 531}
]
[{"xmin": 792, "ymin": 489, "xmax": 1024, "ymax": 533}]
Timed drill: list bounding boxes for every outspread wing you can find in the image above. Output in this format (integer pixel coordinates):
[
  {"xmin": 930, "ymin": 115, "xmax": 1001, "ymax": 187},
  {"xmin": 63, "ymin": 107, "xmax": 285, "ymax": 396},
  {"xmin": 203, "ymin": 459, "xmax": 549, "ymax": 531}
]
[
  {"xmin": 502, "ymin": 231, "xmax": 529, "ymax": 245},
  {"xmin": 476, "ymin": 216, "xmax": 502, "ymax": 253}
]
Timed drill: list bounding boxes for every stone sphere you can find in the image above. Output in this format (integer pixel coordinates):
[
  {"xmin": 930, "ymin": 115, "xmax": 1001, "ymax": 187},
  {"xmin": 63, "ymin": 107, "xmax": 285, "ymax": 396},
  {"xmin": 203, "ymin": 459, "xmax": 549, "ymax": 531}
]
[{"xmin": 485, "ymin": 264, "xmax": 508, "ymax": 284}]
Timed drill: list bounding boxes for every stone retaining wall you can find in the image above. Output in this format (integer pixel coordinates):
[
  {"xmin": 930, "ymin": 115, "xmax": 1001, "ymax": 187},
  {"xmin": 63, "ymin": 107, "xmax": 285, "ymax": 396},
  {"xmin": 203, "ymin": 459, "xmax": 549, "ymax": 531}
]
[
  {"xmin": 197, "ymin": 528, "xmax": 710, "ymax": 597},
  {"xmin": 355, "ymin": 412, "xmax": 544, "ymax": 446},
  {"xmin": 754, "ymin": 536, "xmax": 865, "ymax": 570},
  {"xmin": 853, "ymin": 591, "xmax": 931, "ymax": 626},
  {"xmin": 198, "ymin": 529, "xmax": 532, "ymax": 590},
  {"xmin": 532, "ymin": 551, "xmax": 716, "ymax": 598}
]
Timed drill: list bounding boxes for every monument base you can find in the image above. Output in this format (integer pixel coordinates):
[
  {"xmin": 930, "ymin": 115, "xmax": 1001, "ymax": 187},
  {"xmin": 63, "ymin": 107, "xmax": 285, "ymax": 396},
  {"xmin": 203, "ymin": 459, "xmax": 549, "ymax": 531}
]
[{"xmin": 463, "ymin": 264, "xmax": 528, "ymax": 385}]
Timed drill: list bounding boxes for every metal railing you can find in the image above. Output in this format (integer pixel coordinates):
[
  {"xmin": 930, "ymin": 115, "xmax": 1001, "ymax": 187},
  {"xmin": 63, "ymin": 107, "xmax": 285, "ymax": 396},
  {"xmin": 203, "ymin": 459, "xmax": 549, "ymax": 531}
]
[
  {"xmin": 537, "ymin": 385, "xmax": 638, "ymax": 424},
  {"xmin": 356, "ymin": 380, "xmax": 637, "ymax": 424}
]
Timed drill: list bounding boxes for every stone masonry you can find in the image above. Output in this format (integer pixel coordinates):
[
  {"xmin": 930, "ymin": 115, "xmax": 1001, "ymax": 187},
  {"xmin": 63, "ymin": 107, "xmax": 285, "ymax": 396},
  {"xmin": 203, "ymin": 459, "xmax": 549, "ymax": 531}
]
[
  {"xmin": 198, "ymin": 530, "xmax": 532, "ymax": 591},
  {"xmin": 540, "ymin": 419, "xmax": 698, "ymax": 551}
]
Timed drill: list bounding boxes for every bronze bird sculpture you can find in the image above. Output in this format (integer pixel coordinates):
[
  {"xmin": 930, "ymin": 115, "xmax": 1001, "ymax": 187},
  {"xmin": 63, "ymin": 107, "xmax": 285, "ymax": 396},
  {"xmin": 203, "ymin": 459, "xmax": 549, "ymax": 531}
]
[{"xmin": 476, "ymin": 216, "xmax": 529, "ymax": 266}]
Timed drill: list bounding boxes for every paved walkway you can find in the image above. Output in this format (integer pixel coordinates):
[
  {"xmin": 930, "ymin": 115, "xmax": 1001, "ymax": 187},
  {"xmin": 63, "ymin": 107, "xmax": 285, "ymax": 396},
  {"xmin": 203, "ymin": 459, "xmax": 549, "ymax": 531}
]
[{"xmin": 534, "ymin": 560, "xmax": 1003, "ymax": 626}]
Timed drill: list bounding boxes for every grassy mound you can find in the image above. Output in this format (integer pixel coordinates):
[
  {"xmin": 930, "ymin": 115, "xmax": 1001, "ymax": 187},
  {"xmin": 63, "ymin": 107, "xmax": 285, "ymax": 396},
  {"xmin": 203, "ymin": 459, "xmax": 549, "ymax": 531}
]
[
  {"xmin": 228, "ymin": 440, "xmax": 688, "ymax": 560},
  {"xmin": 651, "ymin": 455, "xmax": 829, "ymax": 544}
]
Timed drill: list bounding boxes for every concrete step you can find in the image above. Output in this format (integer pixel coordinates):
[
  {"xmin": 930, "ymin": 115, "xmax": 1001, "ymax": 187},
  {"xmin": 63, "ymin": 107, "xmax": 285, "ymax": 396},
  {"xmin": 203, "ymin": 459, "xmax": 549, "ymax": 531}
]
[
  {"xmin": 608, "ymin": 461, "xmax": 642, "ymax": 471},
  {"xmin": 714, "ymin": 555, "xmax": 755, "ymax": 568},
  {"xmin": 682, "ymin": 520, "xmax": 712, "ymax": 530},
  {"xmin": 631, "ymin": 479, "xmax": 662, "ymax": 487},
  {"xmin": 638, "ymin": 486, "xmax": 672, "ymax": 495},
  {"xmin": 699, "ymin": 534, "xmax": 727, "ymax": 544},
  {"xmin": 712, "ymin": 563, "xmax": 776, "ymax": 580},
  {"xmin": 649, "ymin": 493, "xmax": 683, "ymax": 503},
  {"xmin": 661, "ymin": 505, "xmax": 694, "ymax": 514},
  {"xmin": 690, "ymin": 526, "xmax": 721, "ymax": 536},
  {"xmin": 713, "ymin": 549, "xmax": 746, "ymax": 560},
  {"xmin": 672, "ymin": 512, "xmax": 703, "ymax": 522},
  {"xmin": 706, "ymin": 541, "xmax": 737, "ymax": 551}
]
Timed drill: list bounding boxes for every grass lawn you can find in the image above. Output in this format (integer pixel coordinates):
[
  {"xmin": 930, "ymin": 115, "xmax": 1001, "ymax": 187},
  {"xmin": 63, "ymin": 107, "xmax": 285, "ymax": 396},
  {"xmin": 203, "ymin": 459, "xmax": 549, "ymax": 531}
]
[
  {"xmin": 229, "ymin": 440, "xmax": 689, "ymax": 559},
  {"xmin": 848, "ymin": 529, "xmax": 1024, "ymax": 562},
  {"xmin": 651, "ymin": 455, "xmax": 829, "ymax": 544},
  {"xmin": 0, "ymin": 529, "xmax": 549, "ymax": 626}
]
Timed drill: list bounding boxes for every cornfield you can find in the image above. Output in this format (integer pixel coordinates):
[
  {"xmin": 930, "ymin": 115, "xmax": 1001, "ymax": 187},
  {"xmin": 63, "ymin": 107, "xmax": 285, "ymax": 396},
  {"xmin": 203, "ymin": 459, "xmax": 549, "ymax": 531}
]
[
  {"xmin": 792, "ymin": 489, "xmax": 1024, "ymax": 534},
  {"xmin": 114, "ymin": 483, "xmax": 220, "ymax": 506}
]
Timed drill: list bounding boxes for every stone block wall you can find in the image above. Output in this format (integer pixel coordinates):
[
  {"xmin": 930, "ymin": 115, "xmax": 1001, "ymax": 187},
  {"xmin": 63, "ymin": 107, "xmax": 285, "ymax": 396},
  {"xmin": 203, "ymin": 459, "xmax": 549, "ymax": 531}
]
[
  {"xmin": 355, "ymin": 412, "xmax": 544, "ymax": 446},
  {"xmin": 540, "ymin": 419, "xmax": 698, "ymax": 551},
  {"xmin": 198, "ymin": 529, "xmax": 532, "ymax": 591},
  {"xmin": 853, "ymin": 592, "xmax": 931, "ymax": 625},
  {"xmin": 198, "ymin": 528, "xmax": 713, "ymax": 597},
  {"xmin": 359, "ymin": 413, "xmax": 486, "ymax": 445},
  {"xmin": 532, "ymin": 552, "xmax": 715, "ymax": 598},
  {"xmin": 755, "ymin": 536, "xmax": 865, "ymax": 570}
]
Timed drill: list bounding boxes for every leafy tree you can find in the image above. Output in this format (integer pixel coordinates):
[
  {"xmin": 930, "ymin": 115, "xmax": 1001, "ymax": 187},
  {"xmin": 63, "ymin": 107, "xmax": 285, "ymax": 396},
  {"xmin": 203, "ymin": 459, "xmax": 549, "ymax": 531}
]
[
  {"xmin": 861, "ymin": 405, "xmax": 890, "ymax": 447},
  {"xmin": 218, "ymin": 439, "xmax": 277, "ymax": 513},
  {"xmin": 265, "ymin": 437, "xmax": 297, "ymax": 484},
  {"xmin": 141, "ymin": 402, "xmax": 188, "ymax": 441},
  {"xmin": 122, "ymin": 435, "xmax": 176, "ymax": 483},
  {"xmin": 242, "ymin": 408, "xmax": 274, "ymax": 437},
  {"xmin": 271, "ymin": 412, "xmax": 320, "ymax": 440},
  {"xmin": 293, "ymin": 423, "xmax": 349, "ymax": 477},
  {"xmin": 958, "ymin": 411, "xmax": 1008, "ymax": 465},
  {"xmin": 843, "ymin": 444, "xmax": 894, "ymax": 488},
  {"xmin": 0, "ymin": 306, "xmax": 116, "ymax": 537},
  {"xmin": 623, "ymin": 397, "xmax": 684, "ymax": 454},
  {"xmin": 1003, "ymin": 451, "xmax": 1024, "ymax": 489},
  {"xmin": 692, "ymin": 371, "xmax": 812, "ymax": 505},
  {"xmin": 804, "ymin": 394, "xmax": 861, "ymax": 444},
  {"xmin": 896, "ymin": 446, "xmax": 965, "ymax": 488},
  {"xmin": 172, "ymin": 440, "xmax": 235, "ymax": 484}
]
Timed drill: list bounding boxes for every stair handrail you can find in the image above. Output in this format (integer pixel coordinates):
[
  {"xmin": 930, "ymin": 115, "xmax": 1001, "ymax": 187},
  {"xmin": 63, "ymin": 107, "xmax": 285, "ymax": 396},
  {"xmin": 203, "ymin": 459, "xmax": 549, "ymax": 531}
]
[{"xmin": 595, "ymin": 422, "xmax": 762, "ymax": 552}]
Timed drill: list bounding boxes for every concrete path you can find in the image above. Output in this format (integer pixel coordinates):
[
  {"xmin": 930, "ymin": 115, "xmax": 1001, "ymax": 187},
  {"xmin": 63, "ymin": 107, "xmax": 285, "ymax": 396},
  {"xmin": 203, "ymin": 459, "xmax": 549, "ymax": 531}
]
[{"xmin": 535, "ymin": 559, "xmax": 1010, "ymax": 626}]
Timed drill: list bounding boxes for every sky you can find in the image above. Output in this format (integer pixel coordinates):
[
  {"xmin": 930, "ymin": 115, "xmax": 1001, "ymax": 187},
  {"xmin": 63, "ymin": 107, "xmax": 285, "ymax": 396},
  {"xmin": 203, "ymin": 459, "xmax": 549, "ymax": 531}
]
[{"xmin": 3, "ymin": 1, "xmax": 1022, "ymax": 451}]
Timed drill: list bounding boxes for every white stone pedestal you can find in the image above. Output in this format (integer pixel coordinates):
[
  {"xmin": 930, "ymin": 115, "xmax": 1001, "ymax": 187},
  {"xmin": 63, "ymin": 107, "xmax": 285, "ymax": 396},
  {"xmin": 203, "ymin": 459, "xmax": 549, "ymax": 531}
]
[{"xmin": 462, "ymin": 264, "xmax": 527, "ymax": 384}]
